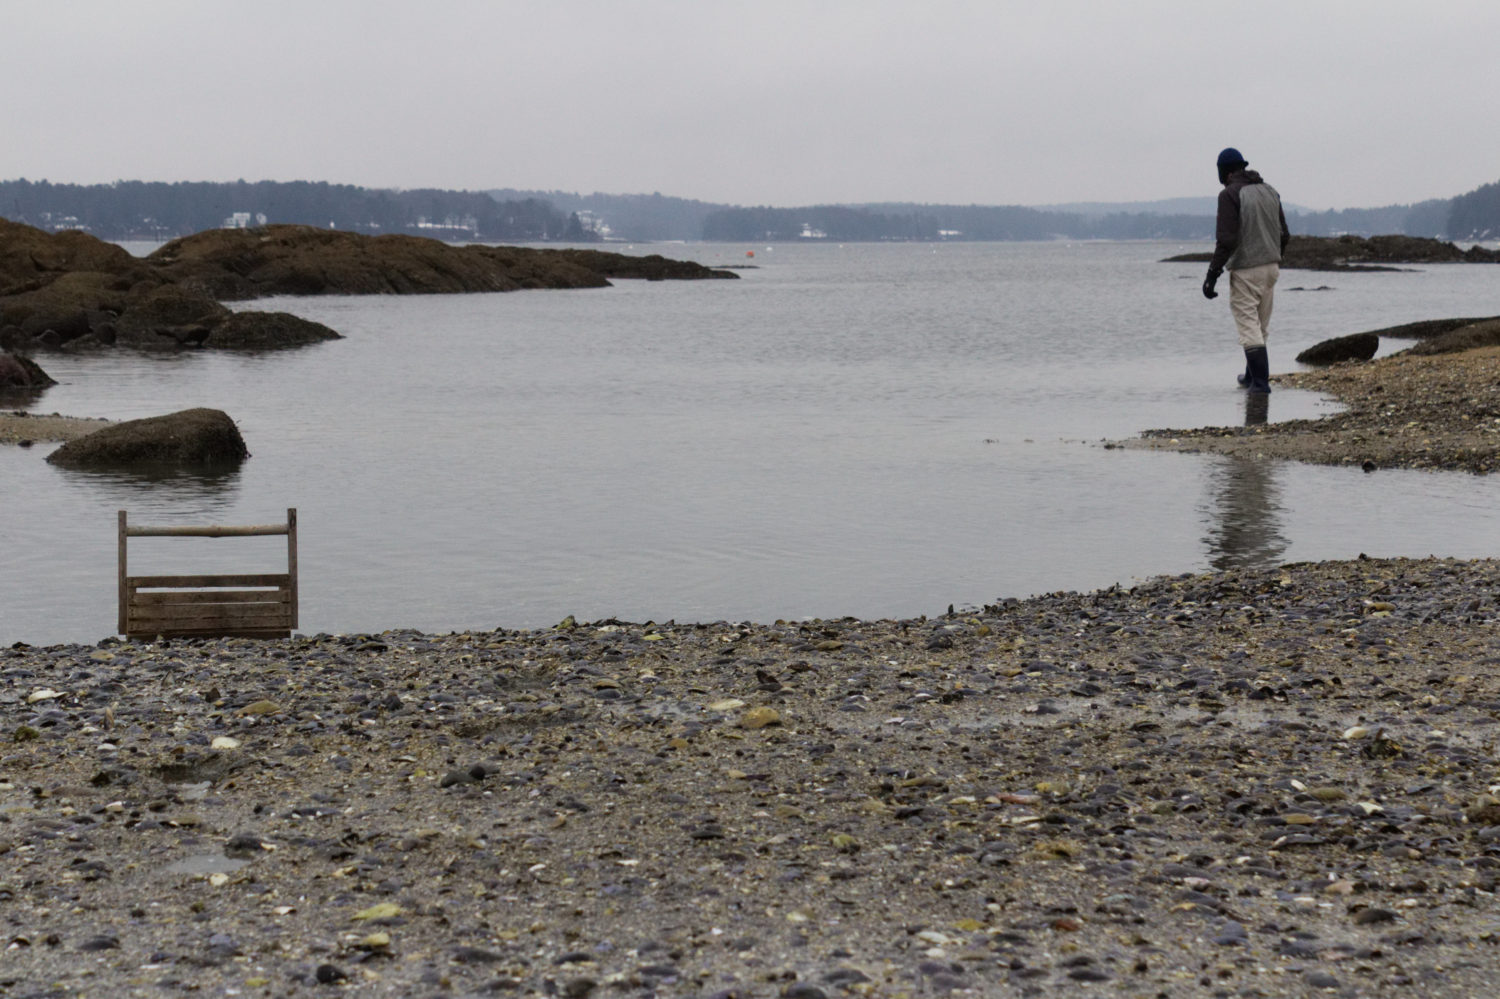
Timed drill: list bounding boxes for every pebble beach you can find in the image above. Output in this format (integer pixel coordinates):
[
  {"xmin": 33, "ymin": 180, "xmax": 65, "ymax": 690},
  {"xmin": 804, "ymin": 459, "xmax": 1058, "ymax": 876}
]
[
  {"xmin": 4, "ymin": 345, "xmax": 1500, "ymax": 997},
  {"xmin": 3, "ymin": 556, "xmax": 1500, "ymax": 998}
]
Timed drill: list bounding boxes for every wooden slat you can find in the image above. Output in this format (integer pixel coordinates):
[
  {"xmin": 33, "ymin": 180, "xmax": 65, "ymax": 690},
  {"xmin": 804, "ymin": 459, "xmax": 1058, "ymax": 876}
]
[
  {"xmin": 126, "ymin": 624, "xmax": 291, "ymax": 639},
  {"xmin": 125, "ymin": 523, "xmax": 290, "ymax": 538},
  {"xmin": 131, "ymin": 589, "xmax": 290, "ymax": 607},
  {"xmin": 127, "ymin": 573, "xmax": 290, "ymax": 589},
  {"xmin": 128, "ymin": 604, "xmax": 293, "ymax": 630},
  {"xmin": 118, "ymin": 511, "xmax": 128, "ymax": 636},
  {"xmin": 287, "ymin": 509, "xmax": 298, "ymax": 630}
]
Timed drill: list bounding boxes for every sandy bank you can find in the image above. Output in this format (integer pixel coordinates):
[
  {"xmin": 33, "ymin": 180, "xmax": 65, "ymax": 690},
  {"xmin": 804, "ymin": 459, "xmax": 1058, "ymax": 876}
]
[{"xmin": 0, "ymin": 410, "xmax": 112, "ymax": 445}]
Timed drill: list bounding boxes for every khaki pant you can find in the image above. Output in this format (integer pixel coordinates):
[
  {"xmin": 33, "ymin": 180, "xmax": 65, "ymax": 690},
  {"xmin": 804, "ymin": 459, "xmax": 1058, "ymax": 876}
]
[{"xmin": 1229, "ymin": 262, "xmax": 1279, "ymax": 348}]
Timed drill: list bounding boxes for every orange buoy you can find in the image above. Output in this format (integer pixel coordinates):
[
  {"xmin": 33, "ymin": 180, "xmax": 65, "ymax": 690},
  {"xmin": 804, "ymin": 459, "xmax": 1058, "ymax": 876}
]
[{"xmin": 745, "ymin": 250, "xmax": 755, "ymax": 258}]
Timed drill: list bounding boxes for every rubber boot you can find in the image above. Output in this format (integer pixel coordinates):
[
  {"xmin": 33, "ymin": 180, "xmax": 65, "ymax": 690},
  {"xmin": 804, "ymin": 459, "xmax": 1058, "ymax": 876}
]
[
  {"xmin": 1236, "ymin": 350, "xmax": 1253, "ymax": 389},
  {"xmin": 1244, "ymin": 345, "xmax": 1271, "ymax": 393}
]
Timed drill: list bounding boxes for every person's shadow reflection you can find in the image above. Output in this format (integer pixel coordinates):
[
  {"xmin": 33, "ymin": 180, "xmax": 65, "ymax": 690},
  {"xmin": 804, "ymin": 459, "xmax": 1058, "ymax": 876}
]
[
  {"xmin": 1202, "ymin": 453, "xmax": 1289, "ymax": 572},
  {"xmin": 1244, "ymin": 392, "xmax": 1269, "ymax": 427}
]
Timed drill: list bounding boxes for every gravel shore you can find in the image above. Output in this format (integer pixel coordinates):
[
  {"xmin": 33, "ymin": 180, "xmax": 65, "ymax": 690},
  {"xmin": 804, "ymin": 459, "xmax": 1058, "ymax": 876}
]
[
  {"xmin": 5, "ymin": 556, "xmax": 1500, "ymax": 997},
  {"xmin": 1125, "ymin": 345, "xmax": 1500, "ymax": 474}
]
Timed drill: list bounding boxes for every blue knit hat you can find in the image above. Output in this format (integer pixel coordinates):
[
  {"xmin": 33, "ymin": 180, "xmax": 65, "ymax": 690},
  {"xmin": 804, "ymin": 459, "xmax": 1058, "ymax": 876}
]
[{"xmin": 1217, "ymin": 147, "xmax": 1247, "ymax": 170}]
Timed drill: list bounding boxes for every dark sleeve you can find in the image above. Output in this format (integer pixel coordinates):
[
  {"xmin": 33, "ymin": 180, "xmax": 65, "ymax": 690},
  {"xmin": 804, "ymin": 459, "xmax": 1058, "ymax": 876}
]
[
  {"xmin": 1279, "ymin": 202, "xmax": 1290, "ymax": 254},
  {"xmin": 1208, "ymin": 186, "xmax": 1239, "ymax": 276}
]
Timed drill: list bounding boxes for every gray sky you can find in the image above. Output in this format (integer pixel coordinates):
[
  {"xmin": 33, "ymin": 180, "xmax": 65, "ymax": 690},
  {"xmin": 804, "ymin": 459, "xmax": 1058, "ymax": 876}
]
[{"xmin": 6, "ymin": 0, "xmax": 1498, "ymax": 211}]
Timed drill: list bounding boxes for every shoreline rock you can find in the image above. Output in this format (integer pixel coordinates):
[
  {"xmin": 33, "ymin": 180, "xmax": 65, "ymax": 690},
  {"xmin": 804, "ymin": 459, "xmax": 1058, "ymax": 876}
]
[
  {"xmin": 0, "ymin": 219, "xmax": 736, "ymax": 357},
  {"xmin": 1162, "ymin": 233, "xmax": 1500, "ymax": 271},
  {"xmin": 45, "ymin": 407, "xmax": 248, "ymax": 468}
]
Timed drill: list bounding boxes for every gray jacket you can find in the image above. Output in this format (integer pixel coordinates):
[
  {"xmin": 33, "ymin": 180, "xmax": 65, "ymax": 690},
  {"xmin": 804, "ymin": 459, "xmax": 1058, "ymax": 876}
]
[{"xmin": 1209, "ymin": 169, "xmax": 1290, "ymax": 275}]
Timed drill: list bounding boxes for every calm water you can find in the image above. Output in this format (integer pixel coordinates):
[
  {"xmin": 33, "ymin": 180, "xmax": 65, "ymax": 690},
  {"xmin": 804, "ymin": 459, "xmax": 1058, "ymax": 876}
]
[{"xmin": 4, "ymin": 241, "xmax": 1500, "ymax": 645}]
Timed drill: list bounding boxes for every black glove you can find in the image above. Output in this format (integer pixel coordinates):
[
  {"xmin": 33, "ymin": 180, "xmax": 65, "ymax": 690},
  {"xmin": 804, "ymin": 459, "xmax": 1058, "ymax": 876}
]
[{"xmin": 1202, "ymin": 269, "xmax": 1220, "ymax": 299}]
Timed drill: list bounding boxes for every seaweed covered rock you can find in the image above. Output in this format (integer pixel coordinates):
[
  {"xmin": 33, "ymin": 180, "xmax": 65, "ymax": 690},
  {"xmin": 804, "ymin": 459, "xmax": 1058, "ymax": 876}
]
[
  {"xmin": 0, "ymin": 218, "xmax": 140, "ymax": 294},
  {"xmin": 1406, "ymin": 318, "xmax": 1500, "ymax": 356},
  {"xmin": 551, "ymin": 249, "xmax": 741, "ymax": 282},
  {"xmin": 47, "ymin": 408, "xmax": 249, "ymax": 469},
  {"xmin": 1295, "ymin": 331, "xmax": 1379, "ymax": 366},
  {"xmin": 148, "ymin": 225, "xmax": 613, "ymax": 298},
  {"xmin": 1163, "ymin": 235, "xmax": 1500, "ymax": 271},
  {"xmin": 146, "ymin": 225, "xmax": 737, "ymax": 299},
  {"xmin": 0, "ymin": 270, "xmax": 132, "ymax": 343},
  {"xmin": 206, "ymin": 310, "xmax": 342, "ymax": 350},
  {"xmin": 0, "ymin": 351, "xmax": 56, "ymax": 388},
  {"xmin": 1, "ymin": 219, "xmax": 732, "ymax": 359}
]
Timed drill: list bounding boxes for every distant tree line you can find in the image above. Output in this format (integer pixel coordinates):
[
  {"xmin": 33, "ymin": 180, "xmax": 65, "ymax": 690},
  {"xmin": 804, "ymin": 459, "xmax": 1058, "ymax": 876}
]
[
  {"xmin": 701, "ymin": 203, "xmax": 1215, "ymax": 242},
  {"xmin": 1448, "ymin": 181, "xmax": 1500, "ymax": 241},
  {"xmin": 0, "ymin": 179, "xmax": 598, "ymax": 242},
  {"xmin": 5, "ymin": 174, "xmax": 1499, "ymax": 244},
  {"xmin": 490, "ymin": 189, "xmax": 723, "ymax": 242},
  {"xmin": 1288, "ymin": 199, "xmax": 1452, "ymax": 239}
]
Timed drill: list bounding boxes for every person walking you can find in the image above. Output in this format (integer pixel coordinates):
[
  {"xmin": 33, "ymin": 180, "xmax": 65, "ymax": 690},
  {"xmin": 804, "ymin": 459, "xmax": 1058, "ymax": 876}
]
[{"xmin": 1201, "ymin": 147, "xmax": 1290, "ymax": 393}]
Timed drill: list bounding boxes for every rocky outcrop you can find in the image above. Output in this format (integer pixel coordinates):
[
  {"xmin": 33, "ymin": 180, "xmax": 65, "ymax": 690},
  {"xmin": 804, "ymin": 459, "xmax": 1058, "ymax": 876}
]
[
  {"xmin": 1295, "ymin": 331, "xmax": 1380, "ymax": 366},
  {"xmin": 0, "ymin": 223, "xmax": 343, "ymax": 353},
  {"xmin": 146, "ymin": 225, "xmax": 736, "ymax": 299},
  {"xmin": 0, "ymin": 218, "xmax": 140, "ymax": 294},
  {"xmin": 206, "ymin": 311, "xmax": 343, "ymax": 350},
  {"xmin": 1360, "ymin": 316, "xmax": 1500, "ymax": 341},
  {"xmin": 0, "ymin": 220, "xmax": 734, "ymax": 357},
  {"xmin": 552, "ymin": 249, "xmax": 742, "ymax": 282},
  {"xmin": 1163, "ymin": 234, "xmax": 1500, "ymax": 271},
  {"xmin": 47, "ymin": 408, "xmax": 249, "ymax": 468},
  {"xmin": 0, "ymin": 352, "xmax": 56, "ymax": 388},
  {"xmin": 1405, "ymin": 318, "xmax": 1500, "ymax": 357}
]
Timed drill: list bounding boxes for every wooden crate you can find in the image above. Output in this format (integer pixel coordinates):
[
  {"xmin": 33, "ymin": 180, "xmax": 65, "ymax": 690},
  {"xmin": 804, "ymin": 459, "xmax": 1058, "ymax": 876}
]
[{"xmin": 118, "ymin": 509, "xmax": 298, "ymax": 640}]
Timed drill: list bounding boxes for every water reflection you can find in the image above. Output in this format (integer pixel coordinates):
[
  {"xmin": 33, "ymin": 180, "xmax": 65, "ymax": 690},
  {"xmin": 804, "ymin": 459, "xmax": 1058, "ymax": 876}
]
[
  {"xmin": 1201, "ymin": 456, "xmax": 1288, "ymax": 571},
  {"xmin": 51, "ymin": 464, "xmax": 243, "ymax": 513},
  {"xmin": 1244, "ymin": 392, "xmax": 1269, "ymax": 427},
  {"xmin": 0, "ymin": 386, "xmax": 52, "ymax": 411}
]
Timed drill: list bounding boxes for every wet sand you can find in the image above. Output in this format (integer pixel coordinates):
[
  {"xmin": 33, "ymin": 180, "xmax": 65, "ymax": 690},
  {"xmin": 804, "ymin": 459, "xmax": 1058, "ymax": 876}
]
[{"xmin": 0, "ymin": 410, "xmax": 112, "ymax": 446}]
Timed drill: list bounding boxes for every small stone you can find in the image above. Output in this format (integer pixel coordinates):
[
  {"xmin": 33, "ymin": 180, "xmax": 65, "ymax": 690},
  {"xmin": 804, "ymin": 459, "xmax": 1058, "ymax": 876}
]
[
  {"xmin": 563, "ymin": 979, "xmax": 597, "ymax": 999},
  {"xmin": 1352, "ymin": 907, "xmax": 1397, "ymax": 925},
  {"xmin": 739, "ymin": 707, "xmax": 781, "ymax": 729},
  {"xmin": 352, "ymin": 902, "xmax": 402, "ymax": 922},
  {"xmin": 224, "ymin": 833, "xmax": 267, "ymax": 858},
  {"xmin": 782, "ymin": 985, "xmax": 827, "ymax": 999},
  {"xmin": 315, "ymin": 963, "xmax": 348, "ymax": 984},
  {"xmin": 239, "ymin": 700, "xmax": 281, "ymax": 717}
]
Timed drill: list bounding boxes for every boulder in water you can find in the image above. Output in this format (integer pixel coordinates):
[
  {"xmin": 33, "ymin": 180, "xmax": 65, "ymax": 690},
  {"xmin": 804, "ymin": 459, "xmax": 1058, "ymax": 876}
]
[{"xmin": 47, "ymin": 408, "xmax": 249, "ymax": 469}]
